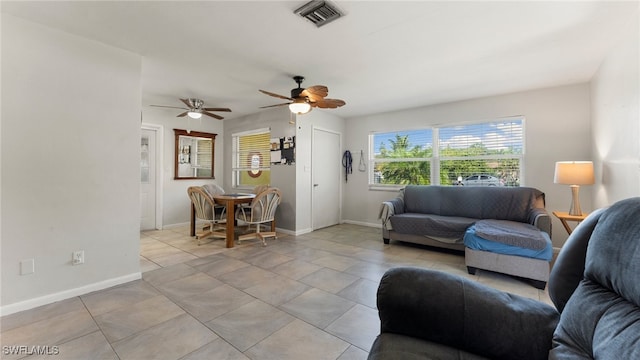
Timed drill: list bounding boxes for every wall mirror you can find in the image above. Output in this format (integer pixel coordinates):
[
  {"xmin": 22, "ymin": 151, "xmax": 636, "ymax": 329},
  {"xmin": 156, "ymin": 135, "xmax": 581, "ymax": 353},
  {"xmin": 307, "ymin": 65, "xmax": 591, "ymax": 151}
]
[{"xmin": 174, "ymin": 129, "xmax": 217, "ymax": 179}]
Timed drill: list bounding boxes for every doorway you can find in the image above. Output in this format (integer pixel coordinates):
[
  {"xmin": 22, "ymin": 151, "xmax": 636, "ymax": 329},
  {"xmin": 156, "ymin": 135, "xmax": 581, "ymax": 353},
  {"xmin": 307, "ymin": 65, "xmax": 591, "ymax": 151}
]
[
  {"xmin": 141, "ymin": 124, "xmax": 163, "ymax": 230},
  {"xmin": 312, "ymin": 127, "xmax": 341, "ymax": 230}
]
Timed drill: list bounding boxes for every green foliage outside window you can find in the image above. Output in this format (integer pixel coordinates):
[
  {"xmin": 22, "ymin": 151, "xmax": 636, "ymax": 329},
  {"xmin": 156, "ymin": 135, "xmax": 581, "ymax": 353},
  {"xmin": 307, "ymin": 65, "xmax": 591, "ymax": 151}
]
[
  {"xmin": 371, "ymin": 119, "xmax": 523, "ymax": 186},
  {"xmin": 374, "ymin": 134, "xmax": 431, "ymax": 185}
]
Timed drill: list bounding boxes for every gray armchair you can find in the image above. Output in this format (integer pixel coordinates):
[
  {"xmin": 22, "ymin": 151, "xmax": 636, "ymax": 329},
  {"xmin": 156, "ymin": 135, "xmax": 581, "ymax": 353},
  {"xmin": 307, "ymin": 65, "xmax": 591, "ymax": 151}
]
[{"xmin": 369, "ymin": 197, "xmax": 640, "ymax": 360}]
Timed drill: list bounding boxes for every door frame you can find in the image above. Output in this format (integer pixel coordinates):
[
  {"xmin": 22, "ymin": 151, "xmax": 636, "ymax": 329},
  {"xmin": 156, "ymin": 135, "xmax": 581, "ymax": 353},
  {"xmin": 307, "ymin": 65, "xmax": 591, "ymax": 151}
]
[
  {"xmin": 311, "ymin": 126, "xmax": 342, "ymax": 230},
  {"xmin": 141, "ymin": 123, "xmax": 164, "ymax": 230}
]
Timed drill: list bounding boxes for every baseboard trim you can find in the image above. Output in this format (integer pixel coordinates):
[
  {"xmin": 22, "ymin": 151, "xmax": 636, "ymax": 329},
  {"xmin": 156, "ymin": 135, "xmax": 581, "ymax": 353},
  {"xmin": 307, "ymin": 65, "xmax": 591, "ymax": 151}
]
[
  {"xmin": 0, "ymin": 272, "xmax": 142, "ymax": 317},
  {"xmin": 162, "ymin": 222, "xmax": 189, "ymax": 230},
  {"xmin": 285, "ymin": 227, "xmax": 313, "ymax": 236},
  {"xmin": 341, "ymin": 220, "xmax": 382, "ymax": 229}
]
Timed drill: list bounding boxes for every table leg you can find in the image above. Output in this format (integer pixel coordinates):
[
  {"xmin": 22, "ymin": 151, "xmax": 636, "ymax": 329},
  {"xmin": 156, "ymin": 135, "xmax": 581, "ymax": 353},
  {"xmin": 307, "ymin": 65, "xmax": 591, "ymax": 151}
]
[
  {"xmin": 225, "ymin": 200, "xmax": 235, "ymax": 248},
  {"xmin": 559, "ymin": 219, "xmax": 573, "ymax": 235},
  {"xmin": 190, "ymin": 203, "xmax": 196, "ymax": 237}
]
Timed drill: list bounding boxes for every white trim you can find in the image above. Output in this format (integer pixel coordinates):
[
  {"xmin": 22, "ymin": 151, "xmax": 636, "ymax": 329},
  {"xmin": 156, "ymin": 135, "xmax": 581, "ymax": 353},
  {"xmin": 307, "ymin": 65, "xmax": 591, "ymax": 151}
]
[
  {"xmin": 0, "ymin": 272, "xmax": 142, "ymax": 317},
  {"xmin": 342, "ymin": 219, "xmax": 382, "ymax": 228},
  {"xmin": 141, "ymin": 123, "xmax": 164, "ymax": 230},
  {"xmin": 283, "ymin": 227, "xmax": 313, "ymax": 236}
]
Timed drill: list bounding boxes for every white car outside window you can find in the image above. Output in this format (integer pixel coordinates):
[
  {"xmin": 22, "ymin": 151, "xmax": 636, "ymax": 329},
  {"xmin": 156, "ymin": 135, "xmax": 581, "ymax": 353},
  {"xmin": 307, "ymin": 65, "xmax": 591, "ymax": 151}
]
[{"xmin": 461, "ymin": 175, "xmax": 504, "ymax": 186}]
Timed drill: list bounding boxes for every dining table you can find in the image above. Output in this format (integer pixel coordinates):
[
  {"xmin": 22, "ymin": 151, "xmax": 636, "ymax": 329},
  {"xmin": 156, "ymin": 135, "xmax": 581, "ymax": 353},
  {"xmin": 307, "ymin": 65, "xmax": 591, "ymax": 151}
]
[{"xmin": 190, "ymin": 193, "xmax": 258, "ymax": 248}]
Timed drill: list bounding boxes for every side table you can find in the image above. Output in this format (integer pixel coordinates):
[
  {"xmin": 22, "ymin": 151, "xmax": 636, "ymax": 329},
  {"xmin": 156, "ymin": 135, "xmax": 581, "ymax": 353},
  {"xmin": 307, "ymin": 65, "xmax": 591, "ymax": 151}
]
[{"xmin": 552, "ymin": 211, "xmax": 588, "ymax": 235}]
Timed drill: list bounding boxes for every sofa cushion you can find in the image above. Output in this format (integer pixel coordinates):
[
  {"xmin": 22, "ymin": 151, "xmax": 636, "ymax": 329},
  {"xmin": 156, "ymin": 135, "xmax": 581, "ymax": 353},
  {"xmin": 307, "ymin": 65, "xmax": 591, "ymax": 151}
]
[
  {"xmin": 402, "ymin": 185, "xmax": 544, "ymax": 223},
  {"xmin": 474, "ymin": 219, "xmax": 547, "ymax": 250},
  {"xmin": 464, "ymin": 226, "xmax": 553, "ymax": 261},
  {"xmin": 550, "ymin": 197, "xmax": 640, "ymax": 359},
  {"xmin": 369, "ymin": 333, "xmax": 489, "ymax": 360},
  {"xmin": 390, "ymin": 213, "xmax": 476, "ymax": 239}
]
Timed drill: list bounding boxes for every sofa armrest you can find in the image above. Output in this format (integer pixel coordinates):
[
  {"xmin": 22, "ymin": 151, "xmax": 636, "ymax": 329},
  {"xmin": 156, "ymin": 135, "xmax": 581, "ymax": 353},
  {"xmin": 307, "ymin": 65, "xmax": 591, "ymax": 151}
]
[
  {"xmin": 379, "ymin": 202, "xmax": 395, "ymax": 231},
  {"xmin": 529, "ymin": 208, "xmax": 551, "ymax": 235},
  {"xmin": 376, "ymin": 267, "xmax": 559, "ymax": 360},
  {"xmin": 387, "ymin": 197, "xmax": 404, "ymax": 215}
]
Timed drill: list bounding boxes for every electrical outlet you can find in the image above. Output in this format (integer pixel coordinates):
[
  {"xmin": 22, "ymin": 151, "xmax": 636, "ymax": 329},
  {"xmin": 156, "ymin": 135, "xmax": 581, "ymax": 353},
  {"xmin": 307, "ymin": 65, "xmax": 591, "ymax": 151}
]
[{"xmin": 72, "ymin": 250, "xmax": 84, "ymax": 265}]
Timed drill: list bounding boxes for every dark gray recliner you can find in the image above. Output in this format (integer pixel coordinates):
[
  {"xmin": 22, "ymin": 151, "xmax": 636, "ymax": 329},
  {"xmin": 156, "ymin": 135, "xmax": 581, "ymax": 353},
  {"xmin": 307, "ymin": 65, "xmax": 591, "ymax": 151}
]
[{"xmin": 369, "ymin": 197, "xmax": 640, "ymax": 360}]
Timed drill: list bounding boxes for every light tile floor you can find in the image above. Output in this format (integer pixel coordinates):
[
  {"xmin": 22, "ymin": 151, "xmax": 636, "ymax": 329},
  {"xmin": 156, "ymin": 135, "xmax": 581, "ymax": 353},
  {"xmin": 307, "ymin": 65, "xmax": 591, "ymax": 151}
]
[{"xmin": 1, "ymin": 224, "xmax": 553, "ymax": 360}]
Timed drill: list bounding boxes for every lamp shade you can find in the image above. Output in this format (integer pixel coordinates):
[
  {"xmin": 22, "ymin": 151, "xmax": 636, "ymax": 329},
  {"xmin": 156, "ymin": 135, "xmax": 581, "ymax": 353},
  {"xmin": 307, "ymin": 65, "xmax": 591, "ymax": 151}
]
[{"xmin": 554, "ymin": 161, "xmax": 594, "ymax": 185}]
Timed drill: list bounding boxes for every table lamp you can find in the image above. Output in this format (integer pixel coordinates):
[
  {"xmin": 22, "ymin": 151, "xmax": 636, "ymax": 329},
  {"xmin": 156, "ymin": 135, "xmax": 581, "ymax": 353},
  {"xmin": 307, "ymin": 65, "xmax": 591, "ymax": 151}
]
[{"xmin": 554, "ymin": 161, "xmax": 594, "ymax": 216}]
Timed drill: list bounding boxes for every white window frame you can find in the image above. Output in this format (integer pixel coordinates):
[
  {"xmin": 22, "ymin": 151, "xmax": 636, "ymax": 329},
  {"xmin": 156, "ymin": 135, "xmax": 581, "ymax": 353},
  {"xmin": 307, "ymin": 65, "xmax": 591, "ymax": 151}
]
[
  {"xmin": 231, "ymin": 127, "xmax": 271, "ymax": 190},
  {"xmin": 368, "ymin": 127, "xmax": 434, "ymax": 190},
  {"xmin": 368, "ymin": 116, "xmax": 525, "ymax": 190}
]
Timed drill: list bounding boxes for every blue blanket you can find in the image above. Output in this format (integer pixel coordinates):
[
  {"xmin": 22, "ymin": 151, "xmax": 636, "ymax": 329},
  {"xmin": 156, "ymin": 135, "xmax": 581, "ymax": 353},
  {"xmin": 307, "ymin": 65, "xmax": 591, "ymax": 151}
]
[{"xmin": 464, "ymin": 225, "xmax": 553, "ymax": 261}]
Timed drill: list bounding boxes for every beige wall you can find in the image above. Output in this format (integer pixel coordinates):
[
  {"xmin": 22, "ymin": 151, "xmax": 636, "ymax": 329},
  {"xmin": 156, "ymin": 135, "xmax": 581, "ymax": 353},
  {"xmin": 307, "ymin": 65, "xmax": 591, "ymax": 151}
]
[
  {"xmin": 591, "ymin": 7, "xmax": 640, "ymax": 207},
  {"xmin": 1, "ymin": 15, "xmax": 142, "ymax": 313}
]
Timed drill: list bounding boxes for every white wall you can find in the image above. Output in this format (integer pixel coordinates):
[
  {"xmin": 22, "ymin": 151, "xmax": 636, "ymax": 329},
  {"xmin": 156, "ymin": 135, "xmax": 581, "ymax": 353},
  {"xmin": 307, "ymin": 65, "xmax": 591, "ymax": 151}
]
[
  {"xmin": 141, "ymin": 106, "xmax": 225, "ymax": 227},
  {"xmin": 591, "ymin": 8, "xmax": 640, "ymax": 207},
  {"xmin": 1, "ymin": 15, "xmax": 142, "ymax": 314},
  {"xmin": 342, "ymin": 84, "xmax": 591, "ymax": 248}
]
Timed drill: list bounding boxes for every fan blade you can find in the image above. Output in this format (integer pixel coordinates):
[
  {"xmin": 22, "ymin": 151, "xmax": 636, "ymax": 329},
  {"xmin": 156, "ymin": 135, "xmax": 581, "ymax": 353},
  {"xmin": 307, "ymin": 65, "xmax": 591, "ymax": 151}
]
[
  {"xmin": 300, "ymin": 85, "xmax": 328, "ymax": 101},
  {"xmin": 259, "ymin": 102, "xmax": 291, "ymax": 109},
  {"xmin": 259, "ymin": 90, "xmax": 293, "ymax": 101},
  {"xmin": 202, "ymin": 111, "xmax": 224, "ymax": 120},
  {"xmin": 203, "ymin": 107, "xmax": 231, "ymax": 112},
  {"xmin": 179, "ymin": 98, "xmax": 192, "ymax": 108},
  {"xmin": 311, "ymin": 98, "xmax": 346, "ymax": 109},
  {"xmin": 149, "ymin": 105, "xmax": 189, "ymax": 110},
  {"xmin": 177, "ymin": 111, "xmax": 189, "ymax": 117}
]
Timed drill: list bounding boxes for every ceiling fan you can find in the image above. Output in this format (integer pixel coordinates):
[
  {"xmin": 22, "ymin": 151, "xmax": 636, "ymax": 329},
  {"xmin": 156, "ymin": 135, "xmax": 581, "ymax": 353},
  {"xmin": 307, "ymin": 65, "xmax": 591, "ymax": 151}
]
[
  {"xmin": 150, "ymin": 98, "xmax": 231, "ymax": 120},
  {"xmin": 260, "ymin": 76, "xmax": 345, "ymax": 115}
]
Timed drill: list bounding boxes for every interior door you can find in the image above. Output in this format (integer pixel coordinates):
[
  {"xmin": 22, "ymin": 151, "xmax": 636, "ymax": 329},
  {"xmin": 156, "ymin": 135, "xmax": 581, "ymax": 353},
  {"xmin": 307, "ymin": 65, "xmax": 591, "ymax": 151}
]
[
  {"xmin": 312, "ymin": 128, "xmax": 341, "ymax": 230},
  {"xmin": 140, "ymin": 128, "xmax": 157, "ymax": 230}
]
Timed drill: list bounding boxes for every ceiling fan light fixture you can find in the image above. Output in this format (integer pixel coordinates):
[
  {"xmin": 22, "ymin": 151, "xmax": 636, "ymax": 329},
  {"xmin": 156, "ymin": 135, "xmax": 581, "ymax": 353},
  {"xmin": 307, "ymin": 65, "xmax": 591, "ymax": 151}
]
[
  {"xmin": 289, "ymin": 101, "xmax": 311, "ymax": 115},
  {"xmin": 187, "ymin": 111, "xmax": 202, "ymax": 119}
]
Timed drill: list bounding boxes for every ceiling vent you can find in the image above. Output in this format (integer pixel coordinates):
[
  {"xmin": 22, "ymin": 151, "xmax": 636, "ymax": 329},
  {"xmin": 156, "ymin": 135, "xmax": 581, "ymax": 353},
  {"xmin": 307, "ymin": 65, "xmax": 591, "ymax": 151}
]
[{"xmin": 295, "ymin": 0, "xmax": 343, "ymax": 28}]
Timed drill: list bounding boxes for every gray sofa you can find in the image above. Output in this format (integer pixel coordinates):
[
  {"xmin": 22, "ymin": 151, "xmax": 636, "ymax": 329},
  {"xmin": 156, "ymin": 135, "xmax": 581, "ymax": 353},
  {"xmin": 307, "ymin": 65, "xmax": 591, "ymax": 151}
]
[
  {"xmin": 380, "ymin": 185, "xmax": 552, "ymax": 288},
  {"xmin": 369, "ymin": 197, "xmax": 640, "ymax": 360}
]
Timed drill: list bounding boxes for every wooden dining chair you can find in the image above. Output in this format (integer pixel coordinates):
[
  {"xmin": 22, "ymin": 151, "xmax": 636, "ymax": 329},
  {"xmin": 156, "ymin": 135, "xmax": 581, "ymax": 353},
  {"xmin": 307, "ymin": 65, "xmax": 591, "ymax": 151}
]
[
  {"xmin": 235, "ymin": 188, "xmax": 282, "ymax": 246},
  {"xmin": 187, "ymin": 186, "xmax": 226, "ymax": 245}
]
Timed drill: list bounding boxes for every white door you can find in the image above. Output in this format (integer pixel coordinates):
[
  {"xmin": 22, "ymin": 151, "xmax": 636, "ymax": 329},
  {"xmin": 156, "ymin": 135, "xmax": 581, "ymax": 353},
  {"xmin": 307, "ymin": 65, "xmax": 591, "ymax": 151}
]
[
  {"xmin": 312, "ymin": 128, "xmax": 341, "ymax": 229},
  {"xmin": 140, "ymin": 128, "xmax": 157, "ymax": 230}
]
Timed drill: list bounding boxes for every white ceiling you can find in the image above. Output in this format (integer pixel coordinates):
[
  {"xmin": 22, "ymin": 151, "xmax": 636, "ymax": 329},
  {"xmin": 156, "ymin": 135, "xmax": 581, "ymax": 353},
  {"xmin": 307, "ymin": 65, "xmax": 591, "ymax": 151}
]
[{"xmin": 3, "ymin": 1, "xmax": 637, "ymax": 120}]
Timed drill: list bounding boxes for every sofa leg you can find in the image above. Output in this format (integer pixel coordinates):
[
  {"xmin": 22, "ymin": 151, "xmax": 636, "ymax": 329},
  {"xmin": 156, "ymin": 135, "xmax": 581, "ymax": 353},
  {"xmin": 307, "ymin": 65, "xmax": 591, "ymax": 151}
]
[
  {"xmin": 530, "ymin": 280, "xmax": 547, "ymax": 290},
  {"xmin": 467, "ymin": 266, "xmax": 477, "ymax": 275},
  {"xmin": 383, "ymin": 238, "xmax": 390, "ymax": 245}
]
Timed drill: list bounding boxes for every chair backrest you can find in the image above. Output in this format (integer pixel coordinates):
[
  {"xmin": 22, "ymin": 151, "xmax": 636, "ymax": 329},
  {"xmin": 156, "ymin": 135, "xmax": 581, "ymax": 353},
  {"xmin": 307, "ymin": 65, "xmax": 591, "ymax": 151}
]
[
  {"xmin": 248, "ymin": 187, "xmax": 282, "ymax": 223},
  {"xmin": 202, "ymin": 183, "xmax": 225, "ymax": 197},
  {"xmin": 549, "ymin": 197, "xmax": 640, "ymax": 358},
  {"xmin": 252, "ymin": 184, "xmax": 269, "ymax": 195},
  {"xmin": 187, "ymin": 186, "xmax": 215, "ymax": 221}
]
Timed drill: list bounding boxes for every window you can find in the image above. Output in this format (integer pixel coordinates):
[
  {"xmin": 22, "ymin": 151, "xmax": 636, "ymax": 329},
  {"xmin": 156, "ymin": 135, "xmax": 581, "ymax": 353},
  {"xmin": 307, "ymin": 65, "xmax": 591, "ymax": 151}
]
[
  {"xmin": 195, "ymin": 138, "xmax": 213, "ymax": 177},
  {"xmin": 369, "ymin": 117, "xmax": 524, "ymax": 187},
  {"xmin": 232, "ymin": 128, "xmax": 271, "ymax": 188},
  {"xmin": 439, "ymin": 119, "xmax": 523, "ymax": 186},
  {"xmin": 370, "ymin": 129, "xmax": 433, "ymax": 185}
]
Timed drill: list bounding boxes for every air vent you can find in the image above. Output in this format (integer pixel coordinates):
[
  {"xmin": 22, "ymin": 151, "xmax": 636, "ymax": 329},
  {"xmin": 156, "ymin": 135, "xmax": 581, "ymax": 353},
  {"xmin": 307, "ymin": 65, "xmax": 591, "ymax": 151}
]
[{"xmin": 294, "ymin": 0, "xmax": 343, "ymax": 28}]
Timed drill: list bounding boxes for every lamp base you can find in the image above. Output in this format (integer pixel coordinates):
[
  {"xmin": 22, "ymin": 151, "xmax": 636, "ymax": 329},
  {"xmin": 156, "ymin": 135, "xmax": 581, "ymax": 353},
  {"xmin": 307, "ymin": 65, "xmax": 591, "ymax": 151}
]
[{"xmin": 568, "ymin": 185, "xmax": 582, "ymax": 216}]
